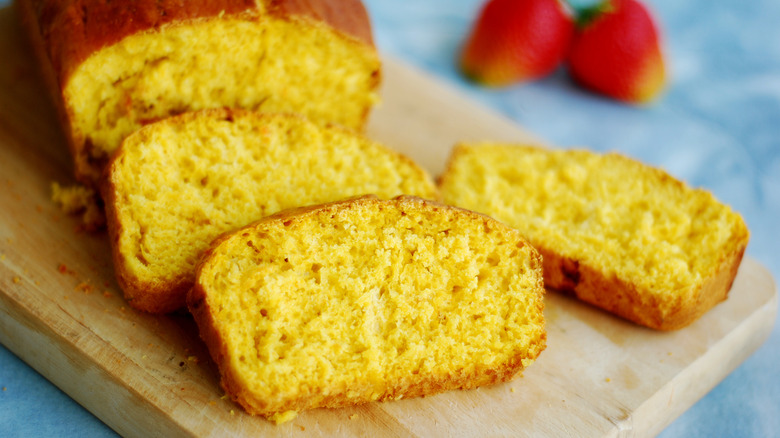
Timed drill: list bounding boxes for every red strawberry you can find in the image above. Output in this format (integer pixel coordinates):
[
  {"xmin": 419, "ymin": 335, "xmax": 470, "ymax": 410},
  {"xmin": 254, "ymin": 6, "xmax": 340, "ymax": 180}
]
[
  {"xmin": 460, "ymin": 0, "xmax": 575, "ymax": 86},
  {"xmin": 567, "ymin": 0, "xmax": 666, "ymax": 103}
]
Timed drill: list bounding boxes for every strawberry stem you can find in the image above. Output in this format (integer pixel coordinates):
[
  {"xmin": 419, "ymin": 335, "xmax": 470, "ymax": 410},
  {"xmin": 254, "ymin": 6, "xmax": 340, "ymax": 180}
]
[{"xmin": 563, "ymin": 0, "xmax": 614, "ymax": 29}]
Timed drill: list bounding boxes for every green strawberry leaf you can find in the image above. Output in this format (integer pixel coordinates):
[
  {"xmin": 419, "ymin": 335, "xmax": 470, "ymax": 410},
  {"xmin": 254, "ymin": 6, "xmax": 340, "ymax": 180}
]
[{"xmin": 565, "ymin": 0, "xmax": 615, "ymax": 29}]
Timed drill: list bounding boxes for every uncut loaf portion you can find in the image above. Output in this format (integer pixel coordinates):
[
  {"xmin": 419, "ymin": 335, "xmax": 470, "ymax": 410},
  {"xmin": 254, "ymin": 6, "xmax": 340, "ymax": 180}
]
[
  {"xmin": 188, "ymin": 195, "xmax": 546, "ymax": 423},
  {"xmin": 103, "ymin": 109, "xmax": 438, "ymax": 314},
  {"xmin": 439, "ymin": 143, "xmax": 750, "ymax": 330},
  {"xmin": 17, "ymin": 0, "xmax": 380, "ymax": 186}
]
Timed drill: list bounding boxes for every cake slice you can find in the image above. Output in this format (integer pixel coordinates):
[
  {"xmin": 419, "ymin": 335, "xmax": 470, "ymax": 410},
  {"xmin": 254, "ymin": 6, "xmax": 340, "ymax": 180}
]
[
  {"xmin": 18, "ymin": 0, "xmax": 381, "ymax": 185},
  {"xmin": 188, "ymin": 195, "xmax": 546, "ymax": 423},
  {"xmin": 103, "ymin": 109, "xmax": 438, "ymax": 313},
  {"xmin": 438, "ymin": 143, "xmax": 749, "ymax": 330}
]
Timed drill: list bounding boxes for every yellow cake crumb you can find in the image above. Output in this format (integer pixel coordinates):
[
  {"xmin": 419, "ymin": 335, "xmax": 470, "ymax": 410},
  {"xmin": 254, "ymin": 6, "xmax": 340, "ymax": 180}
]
[
  {"xmin": 51, "ymin": 182, "xmax": 94, "ymax": 214},
  {"xmin": 75, "ymin": 282, "xmax": 94, "ymax": 293},
  {"xmin": 268, "ymin": 410, "xmax": 298, "ymax": 424},
  {"xmin": 50, "ymin": 182, "xmax": 105, "ymax": 231}
]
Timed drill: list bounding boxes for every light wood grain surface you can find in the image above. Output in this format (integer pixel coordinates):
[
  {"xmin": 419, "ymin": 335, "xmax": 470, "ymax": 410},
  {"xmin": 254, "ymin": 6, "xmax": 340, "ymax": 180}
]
[{"xmin": 0, "ymin": 6, "xmax": 776, "ymax": 437}]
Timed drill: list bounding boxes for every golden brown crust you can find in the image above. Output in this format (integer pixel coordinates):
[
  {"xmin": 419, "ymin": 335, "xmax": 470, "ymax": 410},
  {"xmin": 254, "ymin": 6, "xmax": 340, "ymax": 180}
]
[
  {"xmin": 20, "ymin": 0, "xmax": 374, "ymax": 86},
  {"xmin": 99, "ymin": 108, "xmax": 233, "ymax": 314},
  {"xmin": 101, "ymin": 154, "xmax": 188, "ymax": 314},
  {"xmin": 540, "ymin": 235, "xmax": 747, "ymax": 331},
  {"xmin": 188, "ymin": 195, "xmax": 546, "ymax": 418},
  {"xmin": 269, "ymin": 0, "xmax": 374, "ymax": 46},
  {"xmin": 99, "ymin": 108, "xmax": 232, "ymax": 314},
  {"xmin": 16, "ymin": 0, "xmax": 84, "ymax": 182}
]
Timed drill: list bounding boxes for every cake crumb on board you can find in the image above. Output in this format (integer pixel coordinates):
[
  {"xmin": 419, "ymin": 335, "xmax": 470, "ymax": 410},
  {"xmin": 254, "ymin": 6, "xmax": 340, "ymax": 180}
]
[{"xmin": 50, "ymin": 182, "xmax": 105, "ymax": 231}]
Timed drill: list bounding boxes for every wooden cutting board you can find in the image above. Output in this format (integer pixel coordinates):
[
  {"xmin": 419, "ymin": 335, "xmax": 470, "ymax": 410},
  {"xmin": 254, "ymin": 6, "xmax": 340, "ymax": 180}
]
[{"xmin": 0, "ymin": 6, "xmax": 776, "ymax": 437}]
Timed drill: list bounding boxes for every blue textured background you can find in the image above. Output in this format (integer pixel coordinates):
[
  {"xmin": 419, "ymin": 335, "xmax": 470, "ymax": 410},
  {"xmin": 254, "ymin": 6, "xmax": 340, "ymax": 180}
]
[{"xmin": 1, "ymin": 0, "xmax": 778, "ymax": 436}]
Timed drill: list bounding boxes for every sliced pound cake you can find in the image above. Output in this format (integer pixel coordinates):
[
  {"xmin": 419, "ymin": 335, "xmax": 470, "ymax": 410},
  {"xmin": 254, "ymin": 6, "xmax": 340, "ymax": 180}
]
[
  {"xmin": 439, "ymin": 143, "xmax": 749, "ymax": 330},
  {"xmin": 103, "ymin": 109, "xmax": 438, "ymax": 313},
  {"xmin": 18, "ymin": 0, "xmax": 381, "ymax": 185},
  {"xmin": 188, "ymin": 195, "xmax": 546, "ymax": 423}
]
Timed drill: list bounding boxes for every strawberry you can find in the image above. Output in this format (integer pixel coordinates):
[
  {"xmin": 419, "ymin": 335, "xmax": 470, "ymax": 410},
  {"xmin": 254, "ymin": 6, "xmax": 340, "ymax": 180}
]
[
  {"xmin": 567, "ymin": 0, "xmax": 666, "ymax": 103},
  {"xmin": 460, "ymin": 0, "xmax": 575, "ymax": 86}
]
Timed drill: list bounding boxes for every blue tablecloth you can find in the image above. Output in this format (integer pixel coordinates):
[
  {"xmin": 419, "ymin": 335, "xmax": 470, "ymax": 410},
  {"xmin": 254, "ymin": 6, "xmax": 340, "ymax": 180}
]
[{"xmin": 1, "ymin": 0, "xmax": 777, "ymax": 436}]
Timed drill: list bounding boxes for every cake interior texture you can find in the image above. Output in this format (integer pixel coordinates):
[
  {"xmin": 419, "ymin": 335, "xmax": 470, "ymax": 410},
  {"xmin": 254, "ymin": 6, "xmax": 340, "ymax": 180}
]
[
  {"xmin": 66, "ymin": 15, "xmax": 380, "ymax": 180},
  {"xmin": 192, "ymin": 197, "xmax": 546, "ymax": 420},
  {"xmin": 107, "ymin": 111, "xmax": 436, "ymax": 312},
  {"xmin": 439, "ymin": 144, "xmax": 749, "ymax": 321}
]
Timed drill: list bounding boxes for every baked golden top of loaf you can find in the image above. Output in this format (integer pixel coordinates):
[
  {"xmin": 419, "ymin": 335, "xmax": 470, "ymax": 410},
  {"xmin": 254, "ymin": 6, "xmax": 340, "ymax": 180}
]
[
  {"xmin": 439, "ymin": 143, "xmax": 749, "ymax": 330},
  {"xmin": 103, "ymin": 109, "xmax": 438, "ymax": 314},
  {"xmin": 18, "ymin": 0, "xmax": 380, "ymax": 184},
  {"xmin": 189, "ymin": 195, "xmax": 546, "ymax": 422}
]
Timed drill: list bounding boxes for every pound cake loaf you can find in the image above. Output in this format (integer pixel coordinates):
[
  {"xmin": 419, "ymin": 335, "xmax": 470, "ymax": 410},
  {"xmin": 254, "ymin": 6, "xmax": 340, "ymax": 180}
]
[
  {"xmin": 103, "ymin": 109, "xmax": 438, "ymax": 314},
  {"xmin": 17, "ymin": 0, "xmax": 381, "ymax": 185},
  {"xmin": 188, "ymin": 195, "xmax": 546, "ymax": 422},
  {"xmin": 439, "ymin": 143, "xmax": 750, "ymax": 330}
]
